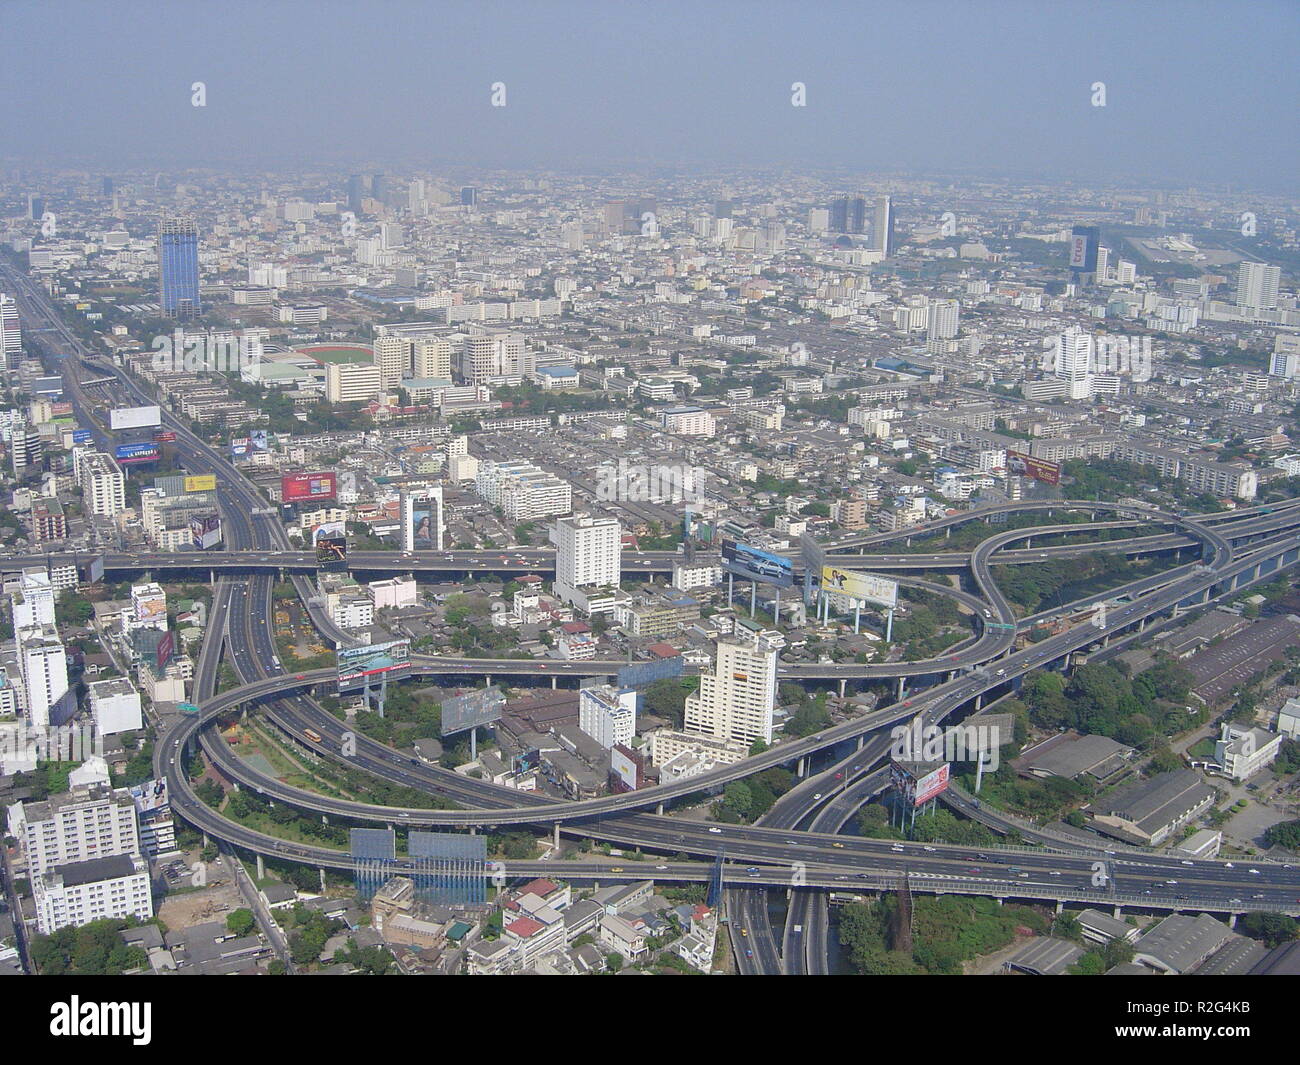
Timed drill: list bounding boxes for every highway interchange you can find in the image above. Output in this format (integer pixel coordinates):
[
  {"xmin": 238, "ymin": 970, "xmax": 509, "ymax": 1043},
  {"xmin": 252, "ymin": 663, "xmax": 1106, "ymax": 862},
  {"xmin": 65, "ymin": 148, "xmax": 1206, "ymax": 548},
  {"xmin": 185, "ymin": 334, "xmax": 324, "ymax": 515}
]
[{"xmin": 7, "ymin": 258, "xmax": 1300, "ymax": 973}]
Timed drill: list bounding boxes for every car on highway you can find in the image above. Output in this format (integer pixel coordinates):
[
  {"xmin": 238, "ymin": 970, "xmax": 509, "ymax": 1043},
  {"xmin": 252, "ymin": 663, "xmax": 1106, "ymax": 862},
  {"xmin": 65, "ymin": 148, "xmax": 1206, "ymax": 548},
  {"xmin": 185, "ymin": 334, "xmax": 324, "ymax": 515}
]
[
  {"xmin": 655, "ymin": 865, "xmax": 668, "ymax": 870},
  {"xmin": 1250, "ymin": 868, "xmax": 1261, "ymax": 875},
  {"xmin": 708, "ymin": 827, "xmax": 722, "ymax": 834},
  {"xmin": 609, "ymin": 867, "xmax": 624, "ymax": 873},
  {"xmin": 813, "ymin": 793, "xmax": 822, "ymax": 800},
  {"xmin": 1181, "ymin": 860, "xmax": 1193, "ymax": 866},
  {"xmin": 922, "ymin": 845, "xmax": 936, "ymax": 852},
  {"xmin": 831, "ymin": 842, "xmax": 844, "ymax": 849},
  {"xmin": 745, "ymin": 948, "xmax": 753, "ymax": 958}
]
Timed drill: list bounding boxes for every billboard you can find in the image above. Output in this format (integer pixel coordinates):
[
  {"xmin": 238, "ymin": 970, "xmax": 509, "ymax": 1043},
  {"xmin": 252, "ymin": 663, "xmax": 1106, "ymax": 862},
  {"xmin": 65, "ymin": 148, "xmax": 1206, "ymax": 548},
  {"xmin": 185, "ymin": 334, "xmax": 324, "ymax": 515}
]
[
  {"xmin": 109, "ymin": 405, "xmax": 162, "ymax": 431},
  {"xmin": 1069, "ymin": 226, "xmax": 1099, "ymax": 272},
  {"xmin": 191, "ymin": 513, "xmax": 222, "ymax": 550},
  {"xmin": 153, "ymin": 429, "xmax": 177, "ymax": 443},
  {"xmin": 890, "ymin": 760, "xmax": 950, "ymax": 807},
  {"xmin": 721, "ymin": 539, "xmax": 795, "ymax": 588},
  {"xmin": 250, "ymin": 428, "xmax": 269, "ymax": 452},
  {"xmin": 230, "ymin": 437, "xmax": 250, "ymax": 458},
  {"xmin": 440, "ymin": 685, "xmax": 506, "ymax": 737},
  {"xmin": 81, "ymin": 555, "xmax": 106, "ymax": 585},
  {"xmin": 337, "ymin": 639, "xmax": 411, "ymax": 692},
  {"xmin": 412, "ymin": 506, "xmax": 437, "ymax": 549},
  {"xmin": 129, "ymin": 778, "xmax": 169, "ymax": 815},
  {"xmin": 1005, "ymin": 450, "xmax": 1062, "ymax": 486},
  {"xmin": 799, "ymin": 531, "xmax": 827, "ymax": 574},
  {"xmin": 821, "ymin": 566, "xmax": 898, "ymax": 608},
  {"xmin": 116, "ymin": 442, "xmax": 160, "ymax": 465},
  {"xmin": 154, "ymin": 629, "xmax": 175, "ymax": 675},
  {"xmin": 72, "ymin": 428, "xmax": 92, "ymax": 444},
  {"xmin": 314, "ymin": 521, "xmax": 348, "ymax": 567},
  {"xmin": 282, "ymin": 471, "xmax": 337, "ymax": 504},
  {"xmin": 610, "ymin": 743, "xmax": 644, "ymax": 793},
  {"xmin": 617, "ymin": 656, "xmax": 685, "ymax": 690},
  {"xmin": 184, "ymin": 474, "xmax": 216, "ymax": 493}
]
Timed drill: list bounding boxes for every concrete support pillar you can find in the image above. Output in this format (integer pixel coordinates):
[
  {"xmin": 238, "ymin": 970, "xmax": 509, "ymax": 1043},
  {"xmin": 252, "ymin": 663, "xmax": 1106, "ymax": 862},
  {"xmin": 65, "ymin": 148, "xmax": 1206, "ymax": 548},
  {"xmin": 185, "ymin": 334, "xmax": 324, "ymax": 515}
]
[
  {"xmin": 1229, "ymin": 913, "xmax": 1238, "ymax": 929},
  {"xmin": 553, "ymin": 823, "xmax": 560, "ymax": 848},
  {"xmin": 320, "ymin": 868, "xmax": 327, "ymax": 894},
  {"xmin": 897, "ymin": 676, "xmax": 906, "ymax": 701},
  {"xmin": 838, "ymin": 678, "xmax": 847, "ymax": 699},
  {"xmin": 1112, "ymin": 906, "xmax": 1122, "ymax": 919},
  {"xmin": 551, "ymin": 675, "xmax": 557, "ymax": 689},
  {"xmin": 1055, "ymin": 900, "xmax": 1063, "ymax": 914},
  {"xmin": 857, "ymin": 735, "xmax": 864, "ymax": 751},
  {"xmin": 656, "ymin": 803, "xmax": 664, "ymax": 816},
  {"xmin": 256, "ymin": 854, "xmax": 265, "ymax": 880},
  {"xmin": 797, "ymin": 756, "xmax": 806, "ymax": 777}
]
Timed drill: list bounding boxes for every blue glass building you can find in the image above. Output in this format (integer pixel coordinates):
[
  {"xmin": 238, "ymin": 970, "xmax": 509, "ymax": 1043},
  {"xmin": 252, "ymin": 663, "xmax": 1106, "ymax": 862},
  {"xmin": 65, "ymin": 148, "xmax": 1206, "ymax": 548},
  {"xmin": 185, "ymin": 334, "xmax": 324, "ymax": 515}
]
[{"xmin": 158, "ymin": 216, "xmax": 200, "ymax": 318}]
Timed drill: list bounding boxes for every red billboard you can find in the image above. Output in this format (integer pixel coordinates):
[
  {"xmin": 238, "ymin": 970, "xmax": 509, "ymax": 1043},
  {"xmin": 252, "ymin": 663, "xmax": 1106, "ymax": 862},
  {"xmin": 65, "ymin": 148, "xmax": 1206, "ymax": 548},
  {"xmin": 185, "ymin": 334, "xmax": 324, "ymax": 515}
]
[
  {"xmin": 282, "ymin": 471, "xmax": 337, "ymax": 504},
  {"xmin": 890, "ymin": 760, "xmax": 950, "ymax": 807},
  {"xmin": 1005, "ymin": 450, "xmax": 1061, "ymax": 486},
  {"xmin": 153, "ymin": 429, "xmax": 177, "ymax": 443}
]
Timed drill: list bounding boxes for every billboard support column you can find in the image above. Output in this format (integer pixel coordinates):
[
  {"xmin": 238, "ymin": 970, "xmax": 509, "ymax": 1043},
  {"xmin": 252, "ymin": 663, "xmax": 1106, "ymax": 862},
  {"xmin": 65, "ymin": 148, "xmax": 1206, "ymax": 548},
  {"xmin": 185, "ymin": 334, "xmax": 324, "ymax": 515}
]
[
  {"xmin": 885, "ymin": 608, "xmax": 894, "ymax": 642},
  {"xmin": 727, "ymin": 573, "xmax": 734, "ymax": 608},
  {"xmin": 773, "ymin": 588, "xmax": 780, "ymax": 623},
  {"xmin": 853, "ymin": 603, "xmax": 861, "ymax": 634},
  {"xmin": 749, "ymin": 579, "xmax": 756, "ymax": 618},
  {"xmin": 469, "ymin": 727, "xmax": 477, "ymax": 760}
]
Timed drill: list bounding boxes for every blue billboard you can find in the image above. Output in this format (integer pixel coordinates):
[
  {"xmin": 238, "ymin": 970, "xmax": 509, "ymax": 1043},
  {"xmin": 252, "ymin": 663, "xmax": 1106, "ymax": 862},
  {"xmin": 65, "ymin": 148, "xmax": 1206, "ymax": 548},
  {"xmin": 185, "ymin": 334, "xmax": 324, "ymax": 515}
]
[
  {"xmin": 115, "ymin": 442, "xmax": 160, "ymax": 465},
  {"xmin": 72, "ymin": 429, "xmax": 92, "ymax": 444},
  {"xmin": 721, "ymin": 539, "xmax": 795, "ymax": 588}
]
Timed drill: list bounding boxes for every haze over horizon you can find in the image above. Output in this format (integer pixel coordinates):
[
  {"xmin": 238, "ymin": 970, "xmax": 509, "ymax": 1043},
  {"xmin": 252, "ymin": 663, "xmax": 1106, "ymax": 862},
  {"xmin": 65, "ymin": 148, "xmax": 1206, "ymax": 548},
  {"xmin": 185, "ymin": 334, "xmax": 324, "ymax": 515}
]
[{"xmin": 3, "ymin": 0, "xmax": 1296, "ymax": 192}]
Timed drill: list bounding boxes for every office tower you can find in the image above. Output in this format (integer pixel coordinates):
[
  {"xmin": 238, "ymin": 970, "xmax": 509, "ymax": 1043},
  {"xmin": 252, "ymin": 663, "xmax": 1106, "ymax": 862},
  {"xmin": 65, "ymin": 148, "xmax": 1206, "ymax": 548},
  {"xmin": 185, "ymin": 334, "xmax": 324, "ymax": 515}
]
[
  {"xmin": 401, "ymin": 486, "xmax": 444, "ymax": 551},
  {"xmin": 17, "ymin": 623, "xmax": 70, "ymax": 729},
  {"xmin": 27, "ymin": 194, "xmax": 44, "ymax": 220},
  {"xmin": 101, "ymin": 176, "xmax": 113, "ymax": 198},
  {"xmin": 1068, "ymin": 225, "xmax": 1100, "ymax": 275},
  {"xmin": 157, "ymin": 215, "xmax": 201, "ymax": 319},
  {"xmin": 1236, "ymin": 261, "xmax": 1281, "ymax": 311},
  {"xmin": 808, "ymin": 207, "xmax": 829, "ymax": 234},
  {"xmin": 1094, "ymin": 245, "xmax": 1110, "ymax": 283},
  {"xmin": 347, "ymin": 174, "xmax": 365, "ymax": 214},
  {"xmin": 371, "ymin": 173, "xmax": 388, "ymax": 206},
  {"xmin": 325, "ymin": 361, "xmax": 384, "ymax": 403},
  {"xmin": 9, "ymin": 784, "xmax": 142, "ymax": 877},
  {"xmin": 1054, "ymin": 325, "xmax": 1095, "ymax": 400},
  {"xmin": 684, "ymin": 622, "xmax": 779, "ymax": 746},
  {"xmin": 872, "ymin": 195, "xmax": 895, "ymax": 256},
  {"xmin": 1, "ymin": 292, "xmax": 22, "ymax": 368},
  {"xmin": 554, "ymin": 515, "xmax": 621, "ymax": 596},
  {"xmin": 78, "ymin": 452, "xmax": 126, "ymax": 517},
  {"xmin": 713, "ymin": 199, "xmax": 733, "ymax": 219},
  {"xmin": 1117, "ymin": 260, "xmax": 1137, "ymax": 285},
  {"xmin": 11, "ymin": 568, "xmax": 55, "ymax": 629},
  {"xmin": 830, "ymin": 195, "xmax": 867, "ymax": 235},
  {"xmin": 461, "ymin": 328, "xmax": 529, "ymax": 383},
  {"xmin": 408, "ymin": 179, "xmax": 426, "ymax": 213},
  {"xmin": 579, "ymin": 685, "xmax": 637, "ymax": 750},
  {"xmin": 413, "ymin": 336, "xmax": 452, "ymax": 379},
  {"xmin": 380, "ymin": 221, "xmax": 405, "ymax": 249},
  {"xmin": 460, "ymin": 186, "xmax": 478, "ymax": 207},
  {"xmin": 374, "ymin": 335, "xmax": 412, "ymax": 388},
  {"xmin": 926, "ymin": 299, "xmax": 960, "ymax": 340}
]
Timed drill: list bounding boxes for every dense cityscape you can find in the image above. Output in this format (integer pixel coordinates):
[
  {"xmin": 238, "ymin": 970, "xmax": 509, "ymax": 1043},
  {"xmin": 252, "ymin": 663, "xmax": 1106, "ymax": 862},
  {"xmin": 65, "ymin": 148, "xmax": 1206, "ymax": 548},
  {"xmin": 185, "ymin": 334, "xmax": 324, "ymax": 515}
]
[{"xmin": 0, "ymin": 3, "xmax": 1297, "ymax": 1027}]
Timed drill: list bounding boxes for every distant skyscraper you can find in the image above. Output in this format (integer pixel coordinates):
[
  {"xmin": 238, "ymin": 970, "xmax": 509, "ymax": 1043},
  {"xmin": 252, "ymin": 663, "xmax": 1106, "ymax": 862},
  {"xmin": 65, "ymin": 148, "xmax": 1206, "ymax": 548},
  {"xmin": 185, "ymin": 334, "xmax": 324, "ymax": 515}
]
[
  {"xmin": 1236, "ymin": 261, "xmax": 1280, "ymax": 311},
  {"xmin": 872, "ymin": 195, "xmax": 895, "ymax": 256},
  {"xmin": 684, "ymin": 622, "xmax": 779, "ymax": 746},
  {"xmin": 157, "ymin": 216, "xmax": 201, "ymax": 319},
  {"xmin": 1054, "ymin": 325, "xmax": 1094, "ymax": 400},
  {"xmin": 830, "ymin": 195, "xmax": 866, "ymax": 235},
  {"xmin": 347, "ymin": 174, "xmax": 365, "ymax": 214},
  {"xmin": 27, "ymin": 194, "xmax": 44, "ymax": 221},
  {"xmin": 713, "ymin": 199, "xmax": 733, "ymax": 219},
  {"xmin": 371, "ymin": 173, "xmax": 388, "ymax": 206},
  {"xmin": 460, "ymin": 186, "xmax": 478, "ymax": 207},
  {"xmin": 100, "ymin": 177, "xmax": 113, "ymax": 198}
]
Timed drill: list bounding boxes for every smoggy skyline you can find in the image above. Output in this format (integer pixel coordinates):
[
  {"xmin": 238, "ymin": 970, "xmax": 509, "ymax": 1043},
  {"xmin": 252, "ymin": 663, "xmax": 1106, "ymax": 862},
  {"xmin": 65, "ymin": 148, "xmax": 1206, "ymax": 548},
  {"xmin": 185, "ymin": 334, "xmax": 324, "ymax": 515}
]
[{"xmin": 2, "ymin": 0, "xmax": 1297, "ymax": 191}]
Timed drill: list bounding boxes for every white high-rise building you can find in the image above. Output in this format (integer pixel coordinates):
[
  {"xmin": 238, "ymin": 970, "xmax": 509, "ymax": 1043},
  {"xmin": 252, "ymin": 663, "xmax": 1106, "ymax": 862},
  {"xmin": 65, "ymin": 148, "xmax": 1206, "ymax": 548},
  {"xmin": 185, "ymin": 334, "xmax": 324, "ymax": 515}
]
[
  {"xmin": 325, "ymin": 361, "xmax": 384, "ymax": 403},
  {"xmin": 413, "ymin": 336, "xmax": 452, "ymax": 380},
  {"xmin": 1094, "ymin": 245, "xmax": 1111, "ymax": 283},
  {"xmin": 34, "ymin": 854, "xmax": 153, "ymax": 934},
  {"xmin": 1237, "ymin": 262, "xmax": 1281, "ymax": 311},
  {"xmin": 461, "ymin": 329, "xmax": 529, "ymax": 384},
  {"xmin": 1271, "ymin": 335, "xmax": 1300, "ymax": 379},
  {"xmin": 684, "ymin": 621, "xmax": 779, "ymax": 746},
  {"xmin": 0, "ymin": 293, "xmax": 21, "ymax": 368},
  {"xmin": 86, "ymin": 677, "xmax": 144, "ymax": 736},
  {"xmin": 578, "ymin": 685, "xmax": 637, "ymax": 750},
  {"xmin": 77, "ymin": 452, "xmax": 126, "ymax": 517},
  {"xmin": 554, "ymin": 515, "xmax": 621, "ymax": 611},
  {"xmin": 1054, "ymin": 326, "xmax": 1095, "ymax": 400},
  {"xmin": 374, "ymin": 335, "xmax": 412, "ymax": 388},
  {"xmin": 926, "ymin": 299, "xmax": 960, "ymax": 340},
  {"xmin": 17, "ymin": 623, "xmax": 70, "ymax": 729},
  {"xmin": 6, "ymin": 783, "xmax": 141, "ymax": 878},
  {"xmin": 11, "ymin": 568, "xmax": 55, "ymax": 629},
  {"xmin": 1116, "ymin": 260, "xmax": 1137, "ymax": 285}
]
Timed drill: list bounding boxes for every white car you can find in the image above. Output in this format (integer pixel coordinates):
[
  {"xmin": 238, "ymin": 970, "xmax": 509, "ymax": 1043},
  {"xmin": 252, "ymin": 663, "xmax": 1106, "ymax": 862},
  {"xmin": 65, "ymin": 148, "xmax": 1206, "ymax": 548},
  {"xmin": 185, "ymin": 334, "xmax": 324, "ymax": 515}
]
[{"xmin": 708, "ymin": 827, "xmax": 722, "ymax": 834}]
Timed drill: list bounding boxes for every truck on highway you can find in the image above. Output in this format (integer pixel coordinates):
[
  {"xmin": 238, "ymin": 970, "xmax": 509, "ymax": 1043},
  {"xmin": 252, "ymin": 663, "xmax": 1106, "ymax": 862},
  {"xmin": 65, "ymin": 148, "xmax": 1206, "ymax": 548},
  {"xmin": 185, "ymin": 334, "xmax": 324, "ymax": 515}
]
[{"xmin": 303, "ymin": 728, "xmax": 323, "ymax": 744}]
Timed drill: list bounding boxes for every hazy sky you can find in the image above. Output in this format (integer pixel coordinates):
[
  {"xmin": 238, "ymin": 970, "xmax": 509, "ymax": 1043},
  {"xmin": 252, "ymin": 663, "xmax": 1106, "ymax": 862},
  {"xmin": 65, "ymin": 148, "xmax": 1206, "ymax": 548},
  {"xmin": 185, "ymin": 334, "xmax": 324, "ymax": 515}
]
[{"xmin": 3, "ymin": 0, "xmax": 1296, "ymax": 189}]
